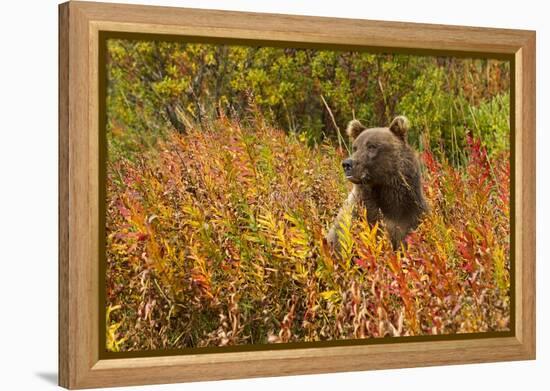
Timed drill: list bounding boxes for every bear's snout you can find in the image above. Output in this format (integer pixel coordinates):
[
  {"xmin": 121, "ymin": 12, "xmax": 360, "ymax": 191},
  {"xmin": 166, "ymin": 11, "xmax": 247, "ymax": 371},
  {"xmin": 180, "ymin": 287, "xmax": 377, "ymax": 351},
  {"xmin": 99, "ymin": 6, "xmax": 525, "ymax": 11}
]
[{"xmin": 342, "ymin": 159, "xmax": 353, "ymax": 175}]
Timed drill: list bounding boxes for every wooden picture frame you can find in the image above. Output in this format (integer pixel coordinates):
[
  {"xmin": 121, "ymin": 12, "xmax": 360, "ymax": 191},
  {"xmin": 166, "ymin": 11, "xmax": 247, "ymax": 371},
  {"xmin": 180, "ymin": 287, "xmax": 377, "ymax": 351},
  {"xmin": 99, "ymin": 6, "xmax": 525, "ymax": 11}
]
[{"xmin": 59, "ymin": 1, "xmax": 536, "ymax": 389}]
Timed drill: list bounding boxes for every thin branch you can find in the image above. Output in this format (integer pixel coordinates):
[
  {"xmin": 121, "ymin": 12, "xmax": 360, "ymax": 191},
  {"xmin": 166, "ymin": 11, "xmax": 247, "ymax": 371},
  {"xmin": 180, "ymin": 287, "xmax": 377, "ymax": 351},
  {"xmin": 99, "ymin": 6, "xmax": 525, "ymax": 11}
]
[{"xmin": 320, "ymin": 94, "xmax": 350, "ymax": 154}]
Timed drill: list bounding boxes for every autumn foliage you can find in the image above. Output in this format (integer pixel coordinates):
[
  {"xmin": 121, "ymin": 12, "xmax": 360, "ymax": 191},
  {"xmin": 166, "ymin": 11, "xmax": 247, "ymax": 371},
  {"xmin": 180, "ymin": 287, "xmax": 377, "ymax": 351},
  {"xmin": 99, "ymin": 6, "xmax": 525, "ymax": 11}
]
[{"xmin": 106, "ymin": 114, "xmax": 510, "ymax": 351}]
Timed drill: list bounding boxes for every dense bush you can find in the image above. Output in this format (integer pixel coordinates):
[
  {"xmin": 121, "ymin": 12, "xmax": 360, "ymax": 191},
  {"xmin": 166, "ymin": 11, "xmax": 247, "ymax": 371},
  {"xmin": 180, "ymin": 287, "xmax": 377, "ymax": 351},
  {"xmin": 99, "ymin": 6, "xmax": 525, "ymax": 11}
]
[
  {"xmin": 106, "ymin": 116, "xmax": 510, "ymax": 351},
  {"xmin": 106, "ymin": 40, "xmax": 510, "ymax": 164}
]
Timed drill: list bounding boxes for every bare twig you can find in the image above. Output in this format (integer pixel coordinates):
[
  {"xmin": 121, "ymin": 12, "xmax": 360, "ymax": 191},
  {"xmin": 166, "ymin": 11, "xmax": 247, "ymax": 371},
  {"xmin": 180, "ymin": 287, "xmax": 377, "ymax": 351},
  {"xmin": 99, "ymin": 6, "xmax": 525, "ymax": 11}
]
[
  {"xmin": 153, "ymin": 277, "xmax": 172, "ymax": 306},
  {"xmin": 320, "ymin": 94, "xmax": 350, "ymax": 154},
  {"xmin": 376, "ymin": 58, "xmax": 390, "ymax": 122}
]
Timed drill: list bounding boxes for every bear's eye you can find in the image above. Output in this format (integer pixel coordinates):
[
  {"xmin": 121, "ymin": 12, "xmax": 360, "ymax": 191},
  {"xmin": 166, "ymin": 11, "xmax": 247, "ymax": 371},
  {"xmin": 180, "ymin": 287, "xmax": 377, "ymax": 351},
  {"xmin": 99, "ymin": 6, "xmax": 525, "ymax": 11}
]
[
  {"xmin": 367, "ymin": 144, "xmax": 377, "ymax": 151},
  {"xmin": 352, "ymin": 145, "xmax": 358, "ymax": 153}
]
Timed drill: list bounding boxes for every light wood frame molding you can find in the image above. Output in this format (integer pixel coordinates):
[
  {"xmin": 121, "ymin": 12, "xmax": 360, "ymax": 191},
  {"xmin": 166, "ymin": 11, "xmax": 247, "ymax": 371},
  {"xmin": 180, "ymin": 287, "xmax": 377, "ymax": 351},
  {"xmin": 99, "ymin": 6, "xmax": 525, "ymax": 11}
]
[{"xmin": 59, "ymin": 1, "xmax": 536, "ymax": 389}]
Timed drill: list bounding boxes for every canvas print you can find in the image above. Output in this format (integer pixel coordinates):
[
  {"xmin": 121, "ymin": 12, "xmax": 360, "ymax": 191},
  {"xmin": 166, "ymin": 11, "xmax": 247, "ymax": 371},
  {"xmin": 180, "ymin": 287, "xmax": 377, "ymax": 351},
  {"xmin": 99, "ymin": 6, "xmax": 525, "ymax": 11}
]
[{"xmin": 104, "ymin": 38, "xmax": 511, "ymax": 353}]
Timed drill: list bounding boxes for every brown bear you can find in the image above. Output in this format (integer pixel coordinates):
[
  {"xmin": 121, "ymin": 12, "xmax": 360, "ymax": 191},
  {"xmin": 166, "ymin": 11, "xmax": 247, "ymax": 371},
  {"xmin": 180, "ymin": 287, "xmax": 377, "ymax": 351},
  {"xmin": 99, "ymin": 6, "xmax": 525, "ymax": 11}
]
[{"xmin": 326, "ymin": 115, "xmax": 427, "ymax": 250}]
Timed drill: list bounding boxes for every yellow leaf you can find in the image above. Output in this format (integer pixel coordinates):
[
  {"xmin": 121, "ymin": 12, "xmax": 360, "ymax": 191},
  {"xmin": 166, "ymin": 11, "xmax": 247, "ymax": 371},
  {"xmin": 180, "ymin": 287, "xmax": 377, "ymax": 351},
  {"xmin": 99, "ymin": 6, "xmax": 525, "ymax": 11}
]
[{"xmin": 320, "ymin": 290, "xmax": 339, "ymax": 301}]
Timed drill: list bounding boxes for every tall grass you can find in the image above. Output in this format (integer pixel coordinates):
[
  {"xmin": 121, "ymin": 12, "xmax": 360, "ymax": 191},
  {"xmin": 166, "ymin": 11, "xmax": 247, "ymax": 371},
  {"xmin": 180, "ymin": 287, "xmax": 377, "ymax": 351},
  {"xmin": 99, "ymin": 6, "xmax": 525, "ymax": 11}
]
[{"xmin": 106, "ymin": 114, "xmax": 510, "ymax": 351}]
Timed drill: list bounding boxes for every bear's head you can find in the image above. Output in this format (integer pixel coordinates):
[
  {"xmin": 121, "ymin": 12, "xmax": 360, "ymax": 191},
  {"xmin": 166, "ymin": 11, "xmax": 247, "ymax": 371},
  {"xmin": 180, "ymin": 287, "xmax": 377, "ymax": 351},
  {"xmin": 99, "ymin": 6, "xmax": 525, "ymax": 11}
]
[{"xmin": 341, "ymin": 116, "xmax": 410, "ymax": 185}]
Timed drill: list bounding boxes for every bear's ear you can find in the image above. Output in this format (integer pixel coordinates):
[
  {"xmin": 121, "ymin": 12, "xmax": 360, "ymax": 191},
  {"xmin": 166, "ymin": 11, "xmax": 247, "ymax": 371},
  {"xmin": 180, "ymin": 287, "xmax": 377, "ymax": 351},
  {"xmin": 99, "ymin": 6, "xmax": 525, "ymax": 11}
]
[
  {"xmin": 346, "ymin": 119, "xmax": 366, "ymax": 140},
  {"xmin": 389, "ymin": 115, "xmax": 410, "ymax": 142}
]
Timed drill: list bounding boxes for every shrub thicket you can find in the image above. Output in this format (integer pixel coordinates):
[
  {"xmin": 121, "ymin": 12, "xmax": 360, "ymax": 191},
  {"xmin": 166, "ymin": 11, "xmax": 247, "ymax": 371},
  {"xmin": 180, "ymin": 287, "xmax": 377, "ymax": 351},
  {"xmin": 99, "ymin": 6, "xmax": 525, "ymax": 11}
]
[{"xmin": 106, "ymin": 116, "xmax": 510, "ymax": 350}]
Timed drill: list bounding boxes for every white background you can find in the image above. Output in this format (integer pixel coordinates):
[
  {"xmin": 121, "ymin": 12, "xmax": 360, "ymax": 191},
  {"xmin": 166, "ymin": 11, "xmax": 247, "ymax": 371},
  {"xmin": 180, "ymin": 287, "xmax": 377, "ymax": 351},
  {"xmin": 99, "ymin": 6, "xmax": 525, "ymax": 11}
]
[{"xmin": 0, "ymin": 0, "xmax": 546, "ymax": 389}]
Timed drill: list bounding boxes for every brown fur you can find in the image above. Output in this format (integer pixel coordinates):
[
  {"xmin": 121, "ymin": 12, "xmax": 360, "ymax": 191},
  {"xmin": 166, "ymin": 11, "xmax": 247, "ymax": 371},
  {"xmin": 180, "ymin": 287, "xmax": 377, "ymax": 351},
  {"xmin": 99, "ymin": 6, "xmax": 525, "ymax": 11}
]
[{"xmin": 327, "ymin": 116, "xmax": 427, "ymax": 249}]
